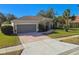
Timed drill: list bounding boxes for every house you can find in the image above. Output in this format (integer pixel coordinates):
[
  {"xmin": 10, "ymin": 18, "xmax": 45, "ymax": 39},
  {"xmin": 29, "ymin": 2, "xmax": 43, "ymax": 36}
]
[
  {"xmin": 70, "ymin": 16, "xmax": 79, "ymax": 28},
  {"xmin": 0, "ymin": 19, "xmax": 1, "ymax": 24},
  {"xmin": 11, "ymin": 16, "xmax": 53, "ymax": 34}
]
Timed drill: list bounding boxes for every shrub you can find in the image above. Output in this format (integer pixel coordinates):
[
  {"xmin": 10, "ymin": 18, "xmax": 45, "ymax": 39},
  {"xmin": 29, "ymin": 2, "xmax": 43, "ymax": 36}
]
[{"xmin": 1, "ymin": 25, "xmax": 13, "ymax": 35}]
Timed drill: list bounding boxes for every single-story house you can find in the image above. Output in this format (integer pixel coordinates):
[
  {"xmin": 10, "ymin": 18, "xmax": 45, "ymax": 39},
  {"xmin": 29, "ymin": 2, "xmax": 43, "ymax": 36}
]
[
  {"xmin": 0, "ymin": 19, "xmax": 1, "ymax": 26},
  {"xmin": 70, "ymin": 16, "xmax": 79, "ymax": 28},
  {"xmin": 11, "ymin": 16, "xmax": 53, "ymax": 34}
]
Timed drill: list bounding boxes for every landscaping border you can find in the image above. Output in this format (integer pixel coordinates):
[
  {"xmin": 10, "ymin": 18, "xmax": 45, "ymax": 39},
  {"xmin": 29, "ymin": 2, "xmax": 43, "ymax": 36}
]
[{"xmin": 0, "ymin": 45, "xmax": 24, "ymax": 55}]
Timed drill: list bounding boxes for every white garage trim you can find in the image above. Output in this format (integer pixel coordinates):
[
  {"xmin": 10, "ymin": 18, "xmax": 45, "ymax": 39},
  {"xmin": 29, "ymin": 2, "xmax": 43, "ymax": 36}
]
[
  {"xmin": 16, "ymin": 23, "xmax": 38, "ymax": 25},
  {"xmin": 14, "ymin": 24, "xmax": 18, "ymax": 34},
  {"xmin": 36, "ymin": 24, "xmax": 39, "ymax": 32},
  {"xmin": 14, "ymin": 23, "xmax": 39, "ymax": 34}
]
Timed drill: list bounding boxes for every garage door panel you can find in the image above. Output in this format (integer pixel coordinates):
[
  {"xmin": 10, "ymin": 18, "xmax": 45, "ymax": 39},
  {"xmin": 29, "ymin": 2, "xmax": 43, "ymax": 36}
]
[{"xmin": 17, "ymin": 24, "xmax": 36, "ymax": 33}]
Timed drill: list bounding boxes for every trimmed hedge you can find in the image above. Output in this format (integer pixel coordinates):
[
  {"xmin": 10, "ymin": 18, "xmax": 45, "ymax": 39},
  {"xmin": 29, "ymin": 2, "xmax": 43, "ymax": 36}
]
[{"xmin": 1, "ymin": 26, "xmax": 13, "ymax": 35}]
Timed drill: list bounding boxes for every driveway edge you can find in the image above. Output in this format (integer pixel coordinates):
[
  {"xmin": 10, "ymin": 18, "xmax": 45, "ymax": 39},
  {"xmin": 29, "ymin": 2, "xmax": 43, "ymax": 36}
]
[{"xmin": 0, "ymin": 45, "xmax": 24, "ymax": 55}]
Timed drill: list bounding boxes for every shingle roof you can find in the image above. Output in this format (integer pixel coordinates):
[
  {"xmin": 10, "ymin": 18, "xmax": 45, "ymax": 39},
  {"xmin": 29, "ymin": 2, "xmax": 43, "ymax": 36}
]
[
  {"xmin": 12, "ymin": 16, "xmax": 53, "ymax": 24},
  {"xmin": 18, "ymin": 16, "xmax": 43, "ymax": 20},
  {"xmin": 72, "ymin": 16, "xmax": 79, "ymax": 23}
]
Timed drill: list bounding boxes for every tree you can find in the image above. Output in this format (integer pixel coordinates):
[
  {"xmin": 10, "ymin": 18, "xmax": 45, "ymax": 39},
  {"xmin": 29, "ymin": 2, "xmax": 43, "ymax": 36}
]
[
  {"xmin": 6, "ymin": 13, "xmax": 17, "ymax": 23},
  {"xmin": 46, "ymin": 8, "xmax": 55, "ymax": 19},
  {"xmin": 37, "ymin": 8, "xmax": 55, "ymax": 19},
  {"xmin": 63, "ymin": 9, "xmax": 71, "ymax": 32},
  {"xmin": 37, "ymin": 10, "xmax": 47, "ymax": 17},
  {"xmin": 71, "ymin": 14, "xmax": 76, "ymax": 21},
  {"xmin": 0, "ymin": 12, "xmax": 6, "ymax": 28},
  {"xmin": 57, "ymin": 16, "xmax": 65, "ymax": 28},
  {"xmin": 52, "ymin": 16, "xmax": 58, "ymax": 29}
]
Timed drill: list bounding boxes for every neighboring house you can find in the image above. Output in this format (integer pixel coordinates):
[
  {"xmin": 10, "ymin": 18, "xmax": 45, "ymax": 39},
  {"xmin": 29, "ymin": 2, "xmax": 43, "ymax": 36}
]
[
  {"xmin": 70, "ymin": 16, "xmax": 79, "ymax": 28},
  {"xmin": 11, "ymin": 16, "xmax": 53, "ymax": 34}
]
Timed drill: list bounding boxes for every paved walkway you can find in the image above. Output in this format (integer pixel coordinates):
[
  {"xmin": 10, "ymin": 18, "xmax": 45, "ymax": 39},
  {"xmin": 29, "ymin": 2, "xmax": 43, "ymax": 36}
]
[
  {"xmin": 18, "ymin": 33, "xmax": 79, "ymax": 55},
  {"xmin": 55, "ymin": 35, "xmax": 79, "ymax": 40}
]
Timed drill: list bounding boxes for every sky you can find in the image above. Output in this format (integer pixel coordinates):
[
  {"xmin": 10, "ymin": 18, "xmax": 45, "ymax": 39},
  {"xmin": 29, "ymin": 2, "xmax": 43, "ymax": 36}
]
[{"xmin": 0, "ymin": 4, "xmax": 78, "ymax": 17}]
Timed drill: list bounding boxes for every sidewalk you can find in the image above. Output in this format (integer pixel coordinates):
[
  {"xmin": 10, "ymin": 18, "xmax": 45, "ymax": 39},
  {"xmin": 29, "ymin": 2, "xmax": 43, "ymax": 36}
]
[{"xmin": 55, "ymin": 35, "xmax": 79, "ymax": 40}]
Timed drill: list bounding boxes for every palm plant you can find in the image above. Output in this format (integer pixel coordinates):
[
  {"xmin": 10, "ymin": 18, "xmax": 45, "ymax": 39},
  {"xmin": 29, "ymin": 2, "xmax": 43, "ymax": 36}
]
[{"xmin": 63, "ymin": 9, "xmax": 71, "ymax": 32}]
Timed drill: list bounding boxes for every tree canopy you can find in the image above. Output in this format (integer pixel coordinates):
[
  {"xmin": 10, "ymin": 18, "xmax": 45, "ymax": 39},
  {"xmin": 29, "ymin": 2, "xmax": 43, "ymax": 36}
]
[{"xmin": 37, "ymin": 8, "xmax": 55, "ymax": 19}]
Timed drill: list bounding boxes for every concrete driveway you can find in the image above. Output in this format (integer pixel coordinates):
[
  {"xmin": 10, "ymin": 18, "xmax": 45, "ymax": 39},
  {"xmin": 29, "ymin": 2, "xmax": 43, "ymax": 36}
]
[
  {"xmin": 18, "ymin": 32, "xmax": 50, "ymax": 43},
  {"xmin": 18, "ymin": 32, "xmax": 79, "ymax": 55}
]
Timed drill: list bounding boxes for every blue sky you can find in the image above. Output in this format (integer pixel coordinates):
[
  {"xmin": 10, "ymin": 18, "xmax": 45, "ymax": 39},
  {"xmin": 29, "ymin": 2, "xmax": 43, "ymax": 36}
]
[{"xmin": 0, "ymin": 4, "xmax": 78, "ymax": 17}]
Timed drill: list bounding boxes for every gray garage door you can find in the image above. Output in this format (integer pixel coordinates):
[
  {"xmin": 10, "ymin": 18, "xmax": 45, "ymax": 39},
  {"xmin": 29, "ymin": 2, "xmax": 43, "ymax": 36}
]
[{"xmin": 17, "ymin": 24, "xmax": 36, "ymax": 33}]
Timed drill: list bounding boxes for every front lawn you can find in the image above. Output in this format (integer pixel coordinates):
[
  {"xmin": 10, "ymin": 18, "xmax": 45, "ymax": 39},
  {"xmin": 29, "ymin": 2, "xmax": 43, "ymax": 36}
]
[
  {"xmin": 60, "ymin": 37, "xmax": 79, "ymax": 45},
  {"xmin": 0, "ymin": 31, "xmax": 21, "ymax": 49},
  {"xmin": 48, "ymin": 28, "xmax": 79, "ymax": 38}
]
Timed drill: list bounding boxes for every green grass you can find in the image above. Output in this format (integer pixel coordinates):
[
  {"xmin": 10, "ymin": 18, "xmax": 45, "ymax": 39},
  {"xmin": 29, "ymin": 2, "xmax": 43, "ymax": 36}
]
[
  {"xmin": 0, "ymin": 31, "xmax": 21, "ymax": 49},
  {"xmin": 48, "ymin": 28, "xmax": 79, "ymax": 38},
  {"xmin": 60, "ymin": 37, "xmax": 79, "ymax": 45}
]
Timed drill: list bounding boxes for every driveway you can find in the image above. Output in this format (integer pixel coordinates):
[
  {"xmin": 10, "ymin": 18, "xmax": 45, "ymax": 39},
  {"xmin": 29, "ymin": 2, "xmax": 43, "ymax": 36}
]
[
  {"xmin": 18, "ymin": 32, "xmax": 50, "ymax": 43},
  {"xmin": 18, "ymin": 32, "xmax": 79, "ymax": 55}
]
